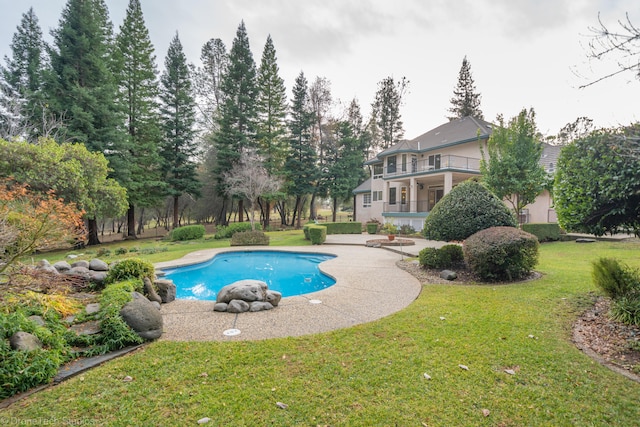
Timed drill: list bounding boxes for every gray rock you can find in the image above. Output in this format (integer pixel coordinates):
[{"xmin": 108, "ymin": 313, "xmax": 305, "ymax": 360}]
[
  {"xmin": 85, "ymin": 303, "xmax": 101, "ymax": 315},
  {"xmin": 54, "ymin": 261, "xmax": 72, "ymax": 272},
  {"xmin": 28, "ymin": 315, "xmax": 46, "ymax": 327},
  {"xmin": 266, "ymin": 290, "xmax": 282, "ymax": 307},
  {"xmin": 88, "ymin": 271, "xmax": 108, "ymax": 285},
  {"xmin": 151, "ymin": 301, "xmax": 161, "ymax": 310},
  {"xmin": 213, "ymin": 303, "xmax": 228, "ymax": 312},
  {"xmin": 10, "ymin": 332, "xmax": 43, "ymax": 351},
  {"xmin": 217, "ymin": 280, "xmax": 268, "ymax": 304},
  {"xmin": 155, "ymin": 279, "xmax": 176, "ymax": 303},
  {"xmin": 576, "ymin": 238, "xmax": 596, "ymax": 243},
  {"xmin": 120, "ymin": 292, "xmax": 163, "ymax": 340},
  {"xmin": 366, "ymin": 242, "xmax": 382, "ymax": 248},
  {"xmin": 71, "ymin": 260, "xmax": 90, "ymax": 269},
  {"xmin": 70, "ymin": 320, "xmax": 101, "ymax": 335},
  {"xmin": 227, "ymin": 299, "xmax": 250, "ymax": 313},
  {"xmin": 65, "ymin": 266, "xmax": 91, "ymax": 279},
  {"xmin": 89, "ymin": 258, "xmax": 109, "ymax": 271},
  {"xmin": 440, "ymin": 270, "xmax": 458, "ymax": 281},
  {"xmin": 36, "ymin": 260, "xmax": 58, "ymax": 274},
  {"xmin": 143, "ymin": 277, "xmax": 162, "ymax": 303},
  {"xmin": 249, "ymin": 301, "xmax": 274, "ymax": 312}
]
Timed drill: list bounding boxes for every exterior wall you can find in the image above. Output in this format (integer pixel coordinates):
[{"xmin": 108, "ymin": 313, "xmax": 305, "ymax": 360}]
[{"xmin": 523, "ymin": 190, "xmax": 556, "ymax": 223}]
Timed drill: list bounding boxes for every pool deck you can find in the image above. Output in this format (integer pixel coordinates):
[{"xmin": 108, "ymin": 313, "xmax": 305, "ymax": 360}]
[{"xmin": 155, "ymin": 234, "xmax": 444, "ymax": 342}]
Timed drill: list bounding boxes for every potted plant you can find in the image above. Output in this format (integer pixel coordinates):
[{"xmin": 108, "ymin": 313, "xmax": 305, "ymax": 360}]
[
  {"xmin": 382, "ymin": 222, "xmax": 398, "ymax": 241},
  {"xmin": 366, "ymin": 218, "xmax": 380, "ymax": 234}
]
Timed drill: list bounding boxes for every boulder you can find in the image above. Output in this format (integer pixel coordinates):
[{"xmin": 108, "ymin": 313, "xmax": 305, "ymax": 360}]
[
  {"xmin": 249, "ymin": 301, "xmax": 274, "ymax": 312},
  {"xmin": 88, "ymin": 271, "xmax": 108, "ymax": 285},
  {"xmin": 10, "ymin": 332, "xmax": 43, "ymax": 351},
  {"xmin": 265, "ymin": 290, "xmax": 282, "ymax": 307},
  {"xmin": 71, "ymin": 260, "xmax": 90, "ymax": 269},
  {"xmin": 70, "ymin": 320, "xmax": 101, "ymax": 336},
  {"xmin": 213, "ymin": 303, "xmax": 228, "ymax": 312},
  {"xmin": 155, "ymin": 279, "xmax": 176, "ymax": 303},
  {"xmin": 89, "ymin": 258, "xmax": 109, "ymax": 271},
  {"xmin": 65, "ymin": 266, "xmax": 91, "ymax": 280},
  {"xmin": 440, "ymin": 270, "xmax": 458, "ymax": 281},
  {"xmin": 217, "ymin": 280, "xmax": 268, "ymax": 304},
  {"xmin": 28, "ymin": 315, "xmax": 46, "ymax": 327},
  {"xmin": 36, "ymin": 260, "xmax": 58, "ymax": 274},
  {"xmin": 143, "ymin": 277, "xmax": 162, "ymax": 303},
  {"xmin": 119, "ymin": 292, "xmax": 163, "ymax": 340},
  {"xmin": 85, "ymin": 303, "xmax": 101, "ymax": 315},
  {"xmin": 53, "ymin": 261, "xmax": 72, "ymax": 272},
  {"xmin": 227, "ymin": 299, "xmax": 250, "ymax": 313}
]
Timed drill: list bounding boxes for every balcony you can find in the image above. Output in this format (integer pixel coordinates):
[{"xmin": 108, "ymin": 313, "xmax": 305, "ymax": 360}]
[
  {"xmin": 383, "ymin": 201, "xmax": 430, "ymax": 213},
  {"xmin": 385, "ymin": 154, "xmax": 480, "ymax": 178}
]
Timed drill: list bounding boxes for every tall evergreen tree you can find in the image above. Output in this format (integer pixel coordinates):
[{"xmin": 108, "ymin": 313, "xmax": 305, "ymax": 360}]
[
  {"xmin": 1, "ymin": 7, "xmax": 48, "ymax": 141},
  {"xmin": 114, "ymin": 0, "xmax": 166, "ymax": 238},
  {"xmin": 214, "ymin": 20, "xmax": 258, "ymax": 224},
  {"xmin": 285, "ymin": 71, "xmax": 317, "ymax": 228},
  {"xmin": 371, "ymin": 76, "xmax": 408, "ymax": 150},
  {"xmin": 194, "ymin": 38, "xmax": 228, "ymax": 133},
  {"xmin": 255, "ymin": 34, "xmax": 288, "ymax": 228},
  {"xmin": 448, "ymin": 56, "xmax": 483, "ymax": 120},
  {"xmin": 46, "ymin": 0, "xmax": 124, "ymax": 244},
  {"xmin": 159, "ymin": 33, "xmax": 200, "ymax": 229}
]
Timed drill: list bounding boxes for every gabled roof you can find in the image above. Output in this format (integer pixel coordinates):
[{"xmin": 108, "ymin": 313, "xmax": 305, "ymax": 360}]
[
  {"xmin": 352, "ymin": 177, "xmax": 371, "ymax": 194},
  {"xmin": 366, "ymin": 116, "xmax": 493, "ymax": 163},
  {"xmin": 540, "ymin": 143, "xmax": 562, "ymax": 172}
]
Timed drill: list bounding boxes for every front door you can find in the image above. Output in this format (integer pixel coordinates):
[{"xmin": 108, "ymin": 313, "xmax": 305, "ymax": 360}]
[{"xmin": 428, "ymin": 187, "xmax": 444, "ymax": 210}]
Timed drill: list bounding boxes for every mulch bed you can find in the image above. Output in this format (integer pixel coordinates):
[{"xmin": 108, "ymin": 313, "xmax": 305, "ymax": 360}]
[{"xmin": 396, "ymin": 260, "xmax": 640, "ymax": 382}]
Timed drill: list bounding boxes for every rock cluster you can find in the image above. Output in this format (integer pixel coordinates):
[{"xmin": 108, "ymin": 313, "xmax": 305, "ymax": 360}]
[{"xmin": 214, "ymin": 279, "xmax": 282, "ymax": 313}]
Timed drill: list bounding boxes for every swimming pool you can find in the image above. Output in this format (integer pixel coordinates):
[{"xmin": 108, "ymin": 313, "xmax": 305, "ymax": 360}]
[{"xmin": 161, "ymin": 250, "xmax": 337, "ymax": 301}]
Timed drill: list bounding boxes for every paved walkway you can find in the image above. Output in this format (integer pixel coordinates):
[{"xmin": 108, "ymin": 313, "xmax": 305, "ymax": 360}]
[{"xmin": 156, "ymin": 235, "xmax": 443, "ymax": 342}]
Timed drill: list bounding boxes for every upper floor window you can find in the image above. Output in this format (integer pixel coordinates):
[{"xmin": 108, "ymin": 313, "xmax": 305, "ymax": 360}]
[
  {"xmin": 373, "ymin": 164, "xmax": 383, "ymax": 178},
  {"xmin": 428, "ymin": 154, "xmax": 441, "ymax": 170},
  {"xmin": 387, "ymin": 156, "xmax": 397, "ymax": 174}
]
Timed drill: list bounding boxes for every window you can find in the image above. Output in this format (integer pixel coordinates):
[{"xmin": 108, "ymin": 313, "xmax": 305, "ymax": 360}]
[
  {"xmin": 428, "ymin": 154, "xmax": 441, "ymax": 170},
  {"xmin": 373, "ymin": 164, "xmax": 383, "ymax": 178},
  {"xmin": 363, "ymin": 193, "xmax": 371, "ymax": 208},
  {"xmin": 401, "ymin": 186, "xmax": 407, "ymax": 205},
  {"xmin": 372, "ymin": 191, "xmax": 383, "ymax": 202},
  {"xmin": 389, "ymin": 187, "xmax": 396, "ymax": 205},
  {"xmin": 411, "ymin": 155, "xmax": 417, "ymax": 173},
  {"xmin": 402, "ymin": 154, "xmax": 407, "ymax": 172},
  {"xmin": 387, "ymin": 156, "xmax": 397, "ymax": 174}
]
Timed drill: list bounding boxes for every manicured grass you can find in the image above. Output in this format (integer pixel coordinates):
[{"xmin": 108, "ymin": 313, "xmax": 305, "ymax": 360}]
[{"xmin": 4, "ymin": 240, "xmax": 640, "ymax": 425}]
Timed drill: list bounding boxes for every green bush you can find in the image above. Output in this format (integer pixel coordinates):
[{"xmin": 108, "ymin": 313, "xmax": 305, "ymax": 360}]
[
  {"xmin": 95, "ymin": 279, "xmax": 145, "ymax": 352},
  {"xmin": 399, "ymin": 224, "xmax": 416, "ymax": 235},
  {"xmin": 214, "ymin": 222, "xmax": 261, "ymax": 239},
  {"xmin": 308, "ymin": 225, "xmax": 327, "ymax": 245},
  {"xmin": 170, "ymin": 224, "xmax": 206, "ymax": 241},
  {"xmin": 440, "ymin": 244, "xmax": 464, "ymax": 263},
  {"xmin": 323, "ymin": 222, "xmax": 362, "ymax": 234},
  {"xmin": 522, "ymin": 223, "xmax": 562, "ymax": 242},
  {"xmin": 418, "ymin": 244, "xmax": 463, "ymax": 269},
  {"xmin": 230, "ymin": 230, "xmax": 270, "ymax": 246},
  {"xmin": 423, "ymin": 180, "xmax": 517, "ymax": 242},
  {"xmin": 105, "ymin": 258, "xmax": 155, "ymax": 288},
  {"xmin": 115, "ymin": 247, "xmax": 128, "ymax": 255},
  {"xmin": 463, "ymin": 226, "xmax": 539, "ymax": 282},
  {"xmin": 610, "ymin": 296, "xmax": 640, "ymax": 326},
  {"xmin": 592, "ymin": 258, "xmax": 640, "ymax": 300},
  {"xmin": 366, "ymin": 223, "xmax": 378, "ymax": 234},
  {"xmin": 303, "ymin": 223, "xmax": 312, "ymax": 240}
]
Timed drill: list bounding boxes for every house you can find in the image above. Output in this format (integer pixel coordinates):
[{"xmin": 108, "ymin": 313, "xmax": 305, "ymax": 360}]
[{"xmin": 353, "ymin": 116, "xmax": 559, "ymax": 232}]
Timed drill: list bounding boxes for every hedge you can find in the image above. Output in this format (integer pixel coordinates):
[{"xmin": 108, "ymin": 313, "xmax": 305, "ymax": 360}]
[
  {"xmin": 308, "ymin": 225, "xmax": 327, "ymax": 245},
  {"xmin": 230, "ymin": 230, "xmax": 270, "ymax": 246},
  {"xmin": 322, "ymin": 222, "xmax": 362, "ymax": 235},
  {"xmin": 170, "ymin": 224, "xmax": 206, "ymax": 241},
  {"xmin": 522, "ymin": 223, "xmax": 562, "ymax": 242}
]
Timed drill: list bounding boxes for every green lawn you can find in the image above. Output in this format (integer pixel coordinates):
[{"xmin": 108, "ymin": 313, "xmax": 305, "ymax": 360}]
[{"xmin": 4, "ymin": 239, "xmax": 640, "ymax": 426}]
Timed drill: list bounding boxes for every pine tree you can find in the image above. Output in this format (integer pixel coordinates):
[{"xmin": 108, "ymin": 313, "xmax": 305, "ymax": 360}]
[
  {"xmin": 285, "ymin": 71, "xmax": 317, "ymax": 228},
  {"xmin": 371, "ymin": 76, "xmax": 407, "ymax": 150},
  {"xmin": 255, "ymin": 34, "xmax": 288, "ymax": 228},
  {"xmin": 1, "ymin": 7, "xmax": 48, "ymax": 141},
  {"xmin": 214, "ymin": 21, "xmax": 258, "ymax": 224},
  {"xmin": 159, "ymin": 33, "xmax": 200, "ymax": 230},
  {"xmin": 114, "ymin": 0, "xmax": 166, "ymax": 237},
  {"xmin": 194, "ymin": 38, "xmax": 228, "ymax": 133},
  {"xmin": 46, "ymin": 0, "xmax": 124, "ymax": 244},
  {"xmin": 447, "ymin": 56, "xmax": 483, "ymax": 120}
]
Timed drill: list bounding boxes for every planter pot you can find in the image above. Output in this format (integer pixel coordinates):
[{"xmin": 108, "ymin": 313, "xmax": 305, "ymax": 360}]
[{"xmin": 388, "ymin": 234, "xmax": 395, "ymax": 241}]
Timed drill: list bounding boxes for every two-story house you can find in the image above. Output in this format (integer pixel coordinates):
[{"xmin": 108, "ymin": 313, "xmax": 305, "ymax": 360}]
[{"xmin": 353, "ymin": 116, "xmax": 559, "ymax": 232}]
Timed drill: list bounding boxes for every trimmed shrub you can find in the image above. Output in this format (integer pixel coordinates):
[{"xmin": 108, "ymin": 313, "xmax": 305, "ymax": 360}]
[
  {"xmin": 105, "ymin": 258, "xmax": 155, "ymax": 288},
  {"xmin": 303, "ymin": 223, "xmax": 312, "ymax": 240},
  {"xmin": 522, "ymin": 223, "xmax": 562, "ymax": 242},
  {"xmin": 214, "ymin": 222, "xmax": 261, "ymax": 239},
  {"xmin": 418, "ymin": 244, "xmax": 463, "ymax": 269},
  {"xmin": 323, "ymin": 222, "xmax": 362, "ymax": 235},
  {"xmin": 170, "ymin": 224, "xmax": 206, "ymax": 241},
  {"xmin": 592, "ymin": 258, "xmax": 640, "ymax": 300},
  {"xmin": 366, "ymin": 223, "xmax": 378, "ymax": 234},
  {"xmin": 463, "ymin": 226, "xmax": 539, "ymax": 282},
  {"xmin": 422, "ymin": 180, "xmax": 517, "ymax": 242},
  {"xmin": 230, "ymin": 230, "xmax": 270, "ymax": 246},
  {"xmin": 440, "ymin": 244, "xmax": 464, "ymax": 263},
  {"xmin": 308, "ymin": 225, "xmax": 327, "ymax": 245}
]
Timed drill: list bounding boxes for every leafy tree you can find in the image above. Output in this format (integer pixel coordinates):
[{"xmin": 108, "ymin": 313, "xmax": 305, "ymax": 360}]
[
  {"xmin": 223, "ymin": 150, "xmax": 282, "ymax": 231},
  {"xmin": 481, "ymin": 108, "xmax": 547, "ymax": 224},
  {"xmin": 422, "ymin": 180, "xmax": 516, "ymax": 242},
  {"xmin": 255, "ymin": 35, "xmax": 288, "ymax": 228},
  {"xmin": 285, "ymin": 71, "xmax": 317, "ymax": 228},
  {"xmin": 1, "ymin": 7, "xmax": 48, "ymax": 141},
  {"xmin": 308, "ymin": 76, "xmax": 333, "ymax": 219},
  {"xmin": 114, "ymin": 0, "xmax": 166, "ymax": 238},
  {"xmin": 0, "ymin": 138, "xmax": 128, "ymax": 244},
  {"xmin": 214, "ymin": 21, "xmax": 258, "ymax": 225},
  {"xmin": 0, "ymin": 81, "xmax": 27, "ymax": 140},
  {"xmin": 0, "ymin": 178, "xmax": 86, "ymax": 273},
  {"xmin": 46, "ymin": 0, "xmax": 124, "ymax": 244},
  {"xmin": 159, "ymin": 33, "xmax": 200, "ymax": 229},
  {"xmin": 554, "ymin": 124, "xmax": 640, "ymax": 236},
  {"xmin": 447, "ymin": 56, "xmax": 483, "ymax": 120},
  {"xmin": 371, "ymin": 76, "xmax": 408, "ymax": 150}
]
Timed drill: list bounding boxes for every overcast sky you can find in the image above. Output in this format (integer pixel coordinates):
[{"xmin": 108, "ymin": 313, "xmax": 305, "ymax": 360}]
[{"xmin": 1, "ymin": 0, "xmax": 638, "ymax": 139}]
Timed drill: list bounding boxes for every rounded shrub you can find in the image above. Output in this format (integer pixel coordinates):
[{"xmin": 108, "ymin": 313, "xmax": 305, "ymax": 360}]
[
  {"xmin": 422, "ymin": 180, "xmax": 517, "ymax": 242},
  {"xmin": 230, "ymin": 230, "xmax": 270, "ymax": 246},
  {"xmin": 105, "ymin": 258, "xmax": 155, "ymax": 287},
  {"xmin": 463, "ymin": 226, "xmax": 539, "ymax": 282},
  {"xmin": 418, "ymin": 244, "xmax": 463, "ymax": 269},
  {"xmin": 440, "ymin": 244, "xmax": 464, "ymax": 263},
  {"xmin": 170, "ymin": 224, "xmax": 206, "ymax": 241}
]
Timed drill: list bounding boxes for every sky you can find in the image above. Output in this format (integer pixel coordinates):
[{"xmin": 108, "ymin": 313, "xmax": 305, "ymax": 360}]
[{"xmin": 0, "ymin": 0, "xmax": 638, "ymax": 139}]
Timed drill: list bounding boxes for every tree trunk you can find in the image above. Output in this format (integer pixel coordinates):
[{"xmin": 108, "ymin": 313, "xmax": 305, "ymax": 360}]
[
  {"xmin": 237, "ymin": 199, "xmax": 244, "ymax": 222},
  {"xmin": 295, "ymin": 195, "xmax": 304, "ymax": 229},
  {"xmin": 309, "ymin": 192, "xmax": 317, "ymax": 220},
  {"xmin": 263, "ymin": 199, "xmax": 271, "ymax": 230},
  {"xmin": 86, "ymin": 218, "xmax": 101, "ymax": 246},
  {"xmin": 332, "ymin": 197, "xmax": 338, "ymax": 222},
  {"xmin": 127, "ymin": 204, "xmax": 137, "ymax": 239},
  {"xmin": 137, "ymin": 208, "xmax": 145, "ymax": 235},
  {"xmin": 173, "ymin": 195, "xmax": 180, "ymax": 229}
]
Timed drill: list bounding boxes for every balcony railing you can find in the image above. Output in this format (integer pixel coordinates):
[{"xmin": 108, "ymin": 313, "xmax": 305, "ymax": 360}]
[
  {"xmin": 385, "ymin": 155, "xmax": 480, "ymax": 178},
  {"xmin": 383, "ymin": 201, "xmax": 430, "ymax": 213}
]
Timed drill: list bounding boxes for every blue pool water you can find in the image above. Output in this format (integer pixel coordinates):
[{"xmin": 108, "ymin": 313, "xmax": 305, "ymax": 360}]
[{"xmin": 161, "ymin": 251, "xmax": 337, "ymax": 301}]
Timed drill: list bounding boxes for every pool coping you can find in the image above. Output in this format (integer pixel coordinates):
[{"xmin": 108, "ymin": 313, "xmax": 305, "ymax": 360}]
[{"xmin": 155, "ymin": 244, "xmax": 424, "ymax": 341}]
